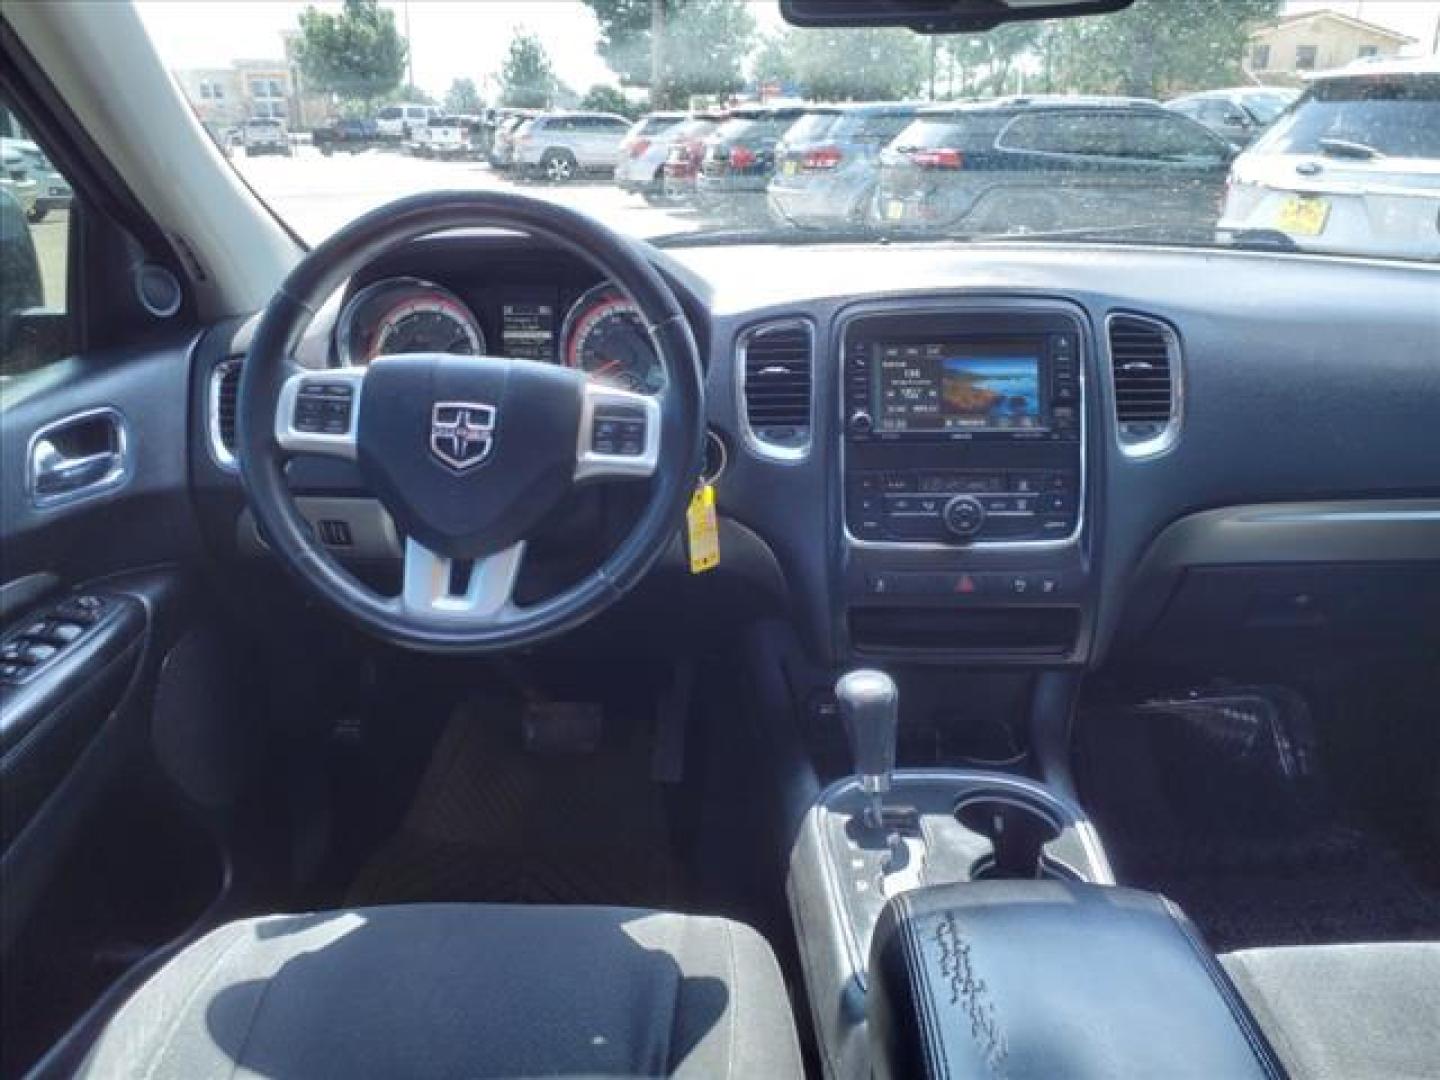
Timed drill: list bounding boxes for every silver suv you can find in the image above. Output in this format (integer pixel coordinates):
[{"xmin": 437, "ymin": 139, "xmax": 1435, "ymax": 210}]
[{"xmin": 512, "ymin": 112, "xmax": 631, "ymax": 183}]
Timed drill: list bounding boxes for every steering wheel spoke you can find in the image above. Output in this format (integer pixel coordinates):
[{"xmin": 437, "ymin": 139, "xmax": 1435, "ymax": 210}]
[
  {"xmin": 399, "ymin": 538, "xmax": 525, "ymax": 623},
  {"xmin": 574, "ymin": 381, "xmax": 662, "ymax": 482},
  {"xmin": 275, "ymin": 367, "xmax": 366, "ymax": 459}
]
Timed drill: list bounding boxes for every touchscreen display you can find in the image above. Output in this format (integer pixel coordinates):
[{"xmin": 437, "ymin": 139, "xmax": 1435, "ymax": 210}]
[
  {"xmin": 501, "ymin": 300, "xmax": 556, "ymax": 362},
  {"xmin": 874, "ymin": 344, "xmax": 1044, "ymax": 432}
]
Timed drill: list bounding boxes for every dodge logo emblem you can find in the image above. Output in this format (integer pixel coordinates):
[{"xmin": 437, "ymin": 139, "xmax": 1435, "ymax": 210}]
[{"xmin": 429, "ymin": 402, "xmax": 496, "ymax": 471}]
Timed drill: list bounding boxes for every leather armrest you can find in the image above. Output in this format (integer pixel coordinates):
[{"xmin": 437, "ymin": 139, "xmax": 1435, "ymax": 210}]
[{"xmin": 868, "ymin": 881, "xmax": 1285, "ymax": 1080}]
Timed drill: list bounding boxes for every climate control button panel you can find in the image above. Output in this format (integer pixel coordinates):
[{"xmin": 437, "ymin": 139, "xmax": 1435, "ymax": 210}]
[{"xmin": 847, "ymin": 469, "xmax": 1079, "ymax": 544}]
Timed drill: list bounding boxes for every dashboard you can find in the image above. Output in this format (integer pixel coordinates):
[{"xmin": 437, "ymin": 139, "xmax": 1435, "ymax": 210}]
[{"xmin": 193, "ymin": 234, "xmax": 1440, "ymax": 668}]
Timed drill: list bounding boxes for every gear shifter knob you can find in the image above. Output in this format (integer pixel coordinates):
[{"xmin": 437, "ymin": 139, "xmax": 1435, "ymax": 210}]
[{"xmin": 835, "ymin": 669, "xmax": 898, "ymax": 825}]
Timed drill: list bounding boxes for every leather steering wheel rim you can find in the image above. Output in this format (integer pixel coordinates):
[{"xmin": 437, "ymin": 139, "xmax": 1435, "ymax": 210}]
[{"xmin": 237, "ymin": 191, "xmax": 704, "ymax": 653}]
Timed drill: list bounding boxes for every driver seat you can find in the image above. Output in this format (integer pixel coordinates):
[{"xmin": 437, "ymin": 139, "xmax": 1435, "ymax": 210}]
[{"xmin": 73, "ymin": 903, "xmax": 804, "ymax": 1078}]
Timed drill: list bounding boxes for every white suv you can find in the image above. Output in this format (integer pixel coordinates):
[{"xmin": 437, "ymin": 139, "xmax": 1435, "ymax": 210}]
[
  {"xmin": 376, "ymin": 103, "xmax": 438, "ymax": 141},
  {"xmin": 1218, "ymin": 58, "xmax": 1440, "ymax": 259},
  {"xmin": 241, "ymin": 117, "xmax": 291, "ymax": 158},
  {"xmin": 511, "ymin": 112, "xmax": 632, "ymax": 184}
]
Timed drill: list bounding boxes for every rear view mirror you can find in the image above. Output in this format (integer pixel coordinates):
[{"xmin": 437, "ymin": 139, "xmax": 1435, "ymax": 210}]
[{"xmin": 781, "ymin": 0, "xmax": 1134, "ymax": 33}]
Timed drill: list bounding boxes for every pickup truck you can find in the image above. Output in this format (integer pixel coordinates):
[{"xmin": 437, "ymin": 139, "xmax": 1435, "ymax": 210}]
[{"xmin": 313, "ymin": 118, "xmax": 380, "ymax": 156}]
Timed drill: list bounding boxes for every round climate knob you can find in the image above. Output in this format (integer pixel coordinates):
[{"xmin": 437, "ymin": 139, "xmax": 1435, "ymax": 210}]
[
  {"xmin": 942, "ymin": 495, "xmax": 985, "ymax": 539},
  {"xmin": 848, "ymin": 410, "xmax": 873, "ymax": 436}
]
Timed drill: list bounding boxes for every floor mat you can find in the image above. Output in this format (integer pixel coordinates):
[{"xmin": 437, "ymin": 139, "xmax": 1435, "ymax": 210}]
[
  {"xmin": 1077, "ymin": 684, "xmax": 1440, "ymax": 953},
  {"xmin": 347, "ymin": 694, "xmax": 682, "ymax": 910}
]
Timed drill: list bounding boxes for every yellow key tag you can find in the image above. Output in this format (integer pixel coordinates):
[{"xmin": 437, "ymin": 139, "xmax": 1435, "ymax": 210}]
[{"xmin": 686, "ymin": 484, "xmax": 720, "ymax": 574}]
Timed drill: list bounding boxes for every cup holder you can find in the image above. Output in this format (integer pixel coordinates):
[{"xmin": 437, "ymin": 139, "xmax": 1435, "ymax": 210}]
[{"xmin": 955, "ymin": 792, "xmax": 1074, "ymax": 881}]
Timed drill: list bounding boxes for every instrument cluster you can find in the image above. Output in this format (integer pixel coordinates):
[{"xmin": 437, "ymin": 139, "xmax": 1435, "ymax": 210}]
[{"xmin": 335, "ymin": 276, "xmax": 664, "ymax": 394}]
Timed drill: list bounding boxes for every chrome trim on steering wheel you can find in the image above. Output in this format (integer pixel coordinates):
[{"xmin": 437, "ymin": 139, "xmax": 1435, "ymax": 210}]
[
  {"xmin": 399, "ymin": 539, "xmax": 526, "ymax": 622},
  {"xmin": 274, "ymin": 367, "xmax": 366, "ymax": 459},
  {"xmin": 574, "ymin": 381, "xmax": 662, "ymax": 482}
]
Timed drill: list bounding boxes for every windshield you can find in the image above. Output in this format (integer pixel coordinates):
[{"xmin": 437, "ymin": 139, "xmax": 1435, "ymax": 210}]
[
  {"xmin": 784, "ymin": 111, "xmax": 841, "ymax": 144},
  {"xmin": 1252, "ymin": 75, "xmax": 1440, "ymax": 159},
  {"xmin": 1242, "ymin": 93, "xmax": 1293, "ymax": 125},
  {"xmin": 137, "ymin": 0, "xmax": 1440, "ymax": 261}
]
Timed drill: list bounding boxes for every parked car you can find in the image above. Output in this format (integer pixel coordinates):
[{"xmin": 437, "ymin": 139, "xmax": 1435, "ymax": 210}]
[
  {"xmin": 241, "ymin": 117, "xmax": 291, "ymax": 157},
  {"xmin": 0, "ymin": 144, "xmax": 38, "ymax": 221},
  {"xmin": 376, "ymin": 103, "xmax": 438, "ymax": 141},
  {"xmin": 1218, "ymin": 58, "xmax": 1440, "ymax": 260},
  {"xmin": 659, "ymin": 113, "xmax": 726, "ymax": 201},
  {"xmin": 511, "ymin": 111, "xmax": 632, "ymax": 184},
  {"xmin": 1167, "ymin": 87, "xmax": 1298, "ymax": 146},
  {"xmin": 487, "ymin": 110, "xmax": 538, "ymax": 170},
  {"xmin": 767, "ymin": 102, "xmax": 920, "ymax": 228},
  {"xmin": 313, "ymin": 118, "xmax": 380, "ymax": 156},
  {"xmin": 413, "ymin": 115, "xmax": 482, "ymax": 160},
  {"xmin": 0, "ymin": 137, "xmax": 69, "ymax": 220},
  {"xmin": 872, "ymin": 96, "xmax": 1234, "ymax": 237},
  {"xmin": 696, "ymin": 104, "xmax": 808, "ymax": 217},
  {"xmin": 613, "ymin": 111, "xmax": 687, "ymax": 200}
]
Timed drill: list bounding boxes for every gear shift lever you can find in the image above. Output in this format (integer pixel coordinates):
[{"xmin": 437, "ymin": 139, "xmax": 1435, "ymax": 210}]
[{"xmin": 835, "ymin": 669, "xmax": 898, "ymax": 830}]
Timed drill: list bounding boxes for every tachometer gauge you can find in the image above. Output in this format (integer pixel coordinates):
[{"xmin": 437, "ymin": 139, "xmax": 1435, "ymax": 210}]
[
  {"xmin": 337, "ymin": 278, "xmax": 485, "ymax": 365},
  {"xmin": 561, "ymin": 284, "xmax": 664, "ymax": 395}
]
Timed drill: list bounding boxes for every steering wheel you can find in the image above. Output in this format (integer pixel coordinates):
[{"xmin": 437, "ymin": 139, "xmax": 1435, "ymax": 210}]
[{"xmin": 237, "ymin": 191, "xmax": 704, "ymax": 652}]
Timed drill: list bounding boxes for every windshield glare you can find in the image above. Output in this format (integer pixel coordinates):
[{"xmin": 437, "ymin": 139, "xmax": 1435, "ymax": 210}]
[
  {"xmin": 138, "ymin": 0, "xmax": 1440, "ymax": 261},
  {"xmin": 784, "ymin": 111, "xmax": 841, "ymax": 144},
  {"xmin": 1254, "ymin": 77, "xmax": 1440, "ymax": 159}
]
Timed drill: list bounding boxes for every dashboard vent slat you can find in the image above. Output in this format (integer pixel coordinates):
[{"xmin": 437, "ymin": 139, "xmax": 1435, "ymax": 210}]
[
  {"xmin": 739, "ymin": 321, "xmax": 812, "ymax": 459},
  {"xmin": 1108, "ymin": 314, "xmax": 1180, "ymax": 455},
  {"xmin": 210, "ymin": 357, "xmax": 243, "ymax": 468}
]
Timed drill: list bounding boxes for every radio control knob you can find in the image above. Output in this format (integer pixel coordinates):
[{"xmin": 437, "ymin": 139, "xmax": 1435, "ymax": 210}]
[
  {"xmin": 942, "ymin": 495, "xmax": 986, "ymax": 539},
  {"xmin": 847, "ymin": 410, "xmax": 874, "ymax": 436}
]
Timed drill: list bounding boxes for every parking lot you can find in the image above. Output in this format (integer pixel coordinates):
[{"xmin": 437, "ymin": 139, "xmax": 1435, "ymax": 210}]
[{"xmin": 233, "ymin": 146, "xmax": 713, "ymax": 245}]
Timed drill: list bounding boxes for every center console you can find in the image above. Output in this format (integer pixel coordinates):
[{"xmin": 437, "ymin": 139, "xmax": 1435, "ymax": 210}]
[
  {"xmin": 789, "ymin": 669, "xmax": 1116, "ymax": 1080},
  {"xmin": 838, "ymin": 302, "xmax": 1095, "ymax": 662}
]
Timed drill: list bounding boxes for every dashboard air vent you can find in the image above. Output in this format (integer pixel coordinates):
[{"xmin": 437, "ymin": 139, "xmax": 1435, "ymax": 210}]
[
  {"xmin": 739, "ymin": 321, "xmax": 812, "ymax": 458},
  {"xmin": 1108, "ymin": 314, "xmax": 1180, "ymax": 455},
  {"xmin": 210, "ymin": 358, "xmax": 242, "ymax": 468}
]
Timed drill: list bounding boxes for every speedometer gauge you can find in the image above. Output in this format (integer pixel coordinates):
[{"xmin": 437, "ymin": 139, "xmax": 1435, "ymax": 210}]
[
  {"xmin": 560, "ymin": 284, "xmax": 664, "ymax": 395},
  {"xmin": 337, "ymin": 278, "xmax": 485, "ymax": 366}
]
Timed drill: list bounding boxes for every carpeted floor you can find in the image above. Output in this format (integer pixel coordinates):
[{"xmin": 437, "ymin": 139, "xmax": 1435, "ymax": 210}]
[
  {"xmin": 347, "ymin": 693, "xmax": 683, "ymax": 911},
  {"xmin": 1077, "ymin": 684, "xmax": 1440, "ymax": 953}
]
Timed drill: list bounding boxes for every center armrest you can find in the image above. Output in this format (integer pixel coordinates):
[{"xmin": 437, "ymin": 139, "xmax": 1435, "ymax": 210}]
[{"xmin": 868, "ymin": 880, "xmax": 1285, "ymax": 1080}]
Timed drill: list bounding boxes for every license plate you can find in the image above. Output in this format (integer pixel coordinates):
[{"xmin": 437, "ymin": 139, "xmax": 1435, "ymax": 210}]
[
  {"xmin": 1275, "ymin": 195, "xmax": 1330, "ymax": 236},
  {"xmin": 782, "ymin": 160, "xmax": 797, "ymax": 177},
  {"xmin": 884, "ymin": 199, "xmax": 906, "ymax": 222}
]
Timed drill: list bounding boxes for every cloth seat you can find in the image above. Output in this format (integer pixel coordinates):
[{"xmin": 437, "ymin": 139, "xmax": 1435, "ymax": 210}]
[
  {"xmin": 77, "ymin": 902, "xmax": 803, "ymax": 1079},
  {"xmin": 1221, "ymin": 941, "xmax": 1440, "ymax": 1080}
]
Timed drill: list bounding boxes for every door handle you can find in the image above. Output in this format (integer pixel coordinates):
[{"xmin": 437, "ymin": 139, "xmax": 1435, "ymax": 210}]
[{"xmin": 27, "ymin": 408, "xmax": 130, "ymax": 508}]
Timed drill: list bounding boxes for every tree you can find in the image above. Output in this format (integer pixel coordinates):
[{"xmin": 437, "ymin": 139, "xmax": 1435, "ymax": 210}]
[
  {"xmin": 751, "ymin": 31, "xmax": 799, "ymax": 89},
  {"xmin": 579, "ymin": 84, "xmax": 636, "ymax": 118},
  {"xmin": 499, "ymin": 31, "xmax": 556, "ymax": 108},
  {"xmin": 658, "ymin": 0, "xmax": 754, "ymax": 107},
  {"xmin": 384, "ymin": 84, "xmax": 435, "ymax": 105},
  {"xmin": 583, "ymin": 0, "xmax": 755, "ymax": 108},
  {"xmin": 445, "ymin": 77, "xmax": 483, "ymax": 115},
  {"xmin": 293, "ymin": 0, "xmax": 406, "ymax": 110},
  {"xmin": 1047, "ymin": 0, "xmax": 1282, "ymax": 98},
  {"xmin": 786, "ymin": 28, "xmax": 928, "ymax": 101},
  {"xmin": 941, "ymin": 23, "xmax": 1042, "ymax": 98},
  {"xmin": 583, "ymin": 0, "xmax": 653, "ymax": 88}
]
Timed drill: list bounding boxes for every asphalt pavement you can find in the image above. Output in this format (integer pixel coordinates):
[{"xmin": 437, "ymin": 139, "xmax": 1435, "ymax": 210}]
[{"xmin": 233, "ymin": 145, "xmax": 712, "ymax": 246}]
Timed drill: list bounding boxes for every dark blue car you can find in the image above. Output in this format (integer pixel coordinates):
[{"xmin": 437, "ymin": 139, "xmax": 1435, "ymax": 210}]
[{"xmin": 872, "ymin": 96, "xmax": 1236, "ymax": 237}]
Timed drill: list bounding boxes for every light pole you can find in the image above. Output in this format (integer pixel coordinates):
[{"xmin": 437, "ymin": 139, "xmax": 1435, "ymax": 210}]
[{"xmin": 404, "ymin": 0, "xmax": 415, "ymax": 92}]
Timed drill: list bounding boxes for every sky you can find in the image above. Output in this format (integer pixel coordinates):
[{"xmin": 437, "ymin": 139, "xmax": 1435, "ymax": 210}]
[{"xmin": 135, "ymin": 0, "xmax": 1439, "ymax": 101}]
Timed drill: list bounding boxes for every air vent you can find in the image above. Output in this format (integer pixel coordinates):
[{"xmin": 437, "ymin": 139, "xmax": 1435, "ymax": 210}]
[
  {"xmin": 738, "ymin": 321, "xmax": 813, "ymax": 459},
  {"xmin": 1108, "ymin": 314, "xmax": 1180, "ymax": 456},
  {"xmin": 209, "ymin": 358, "xmax": 242, "ymax": 468}
]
